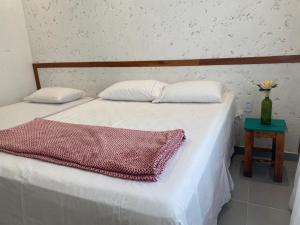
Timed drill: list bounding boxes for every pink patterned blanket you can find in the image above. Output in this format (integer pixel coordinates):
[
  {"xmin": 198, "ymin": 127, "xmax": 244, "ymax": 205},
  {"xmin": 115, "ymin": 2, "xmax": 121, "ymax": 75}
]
[{"xmin": 0, "ymin": 119, "xmax": 185, "ymax": 181}]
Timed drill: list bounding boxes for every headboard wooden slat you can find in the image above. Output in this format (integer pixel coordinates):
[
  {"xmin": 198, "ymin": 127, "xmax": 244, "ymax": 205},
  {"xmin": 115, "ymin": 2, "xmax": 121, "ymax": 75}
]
[{"xmin": 32, "ymin": 54, "xmax": 300, "ymax": 89}]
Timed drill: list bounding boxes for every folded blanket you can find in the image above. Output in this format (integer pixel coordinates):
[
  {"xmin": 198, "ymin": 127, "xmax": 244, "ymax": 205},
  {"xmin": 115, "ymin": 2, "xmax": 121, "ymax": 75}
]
[{"xmin": 0, "ymin": 118, "xmax": 185, "ymax": 181}]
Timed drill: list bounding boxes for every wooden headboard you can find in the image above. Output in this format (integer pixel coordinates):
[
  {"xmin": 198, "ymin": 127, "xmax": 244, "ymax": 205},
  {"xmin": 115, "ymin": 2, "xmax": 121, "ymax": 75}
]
[{"xmin": 32, "ymin": 54, "xmax": 300, "ymax": 89}]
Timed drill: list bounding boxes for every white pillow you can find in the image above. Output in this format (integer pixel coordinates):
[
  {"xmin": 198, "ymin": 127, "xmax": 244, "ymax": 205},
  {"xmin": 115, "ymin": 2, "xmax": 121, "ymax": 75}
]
[
  {"xmin": 24, "ymin": 87, "xmax": 86, "ymax": 104},
  {"xmin": 154, "ymin": 81, "xmax": 223, "ymax": 103},
  {"xmin": 98, "ymin": 80, "xmax": 167, "ymax": 102}
]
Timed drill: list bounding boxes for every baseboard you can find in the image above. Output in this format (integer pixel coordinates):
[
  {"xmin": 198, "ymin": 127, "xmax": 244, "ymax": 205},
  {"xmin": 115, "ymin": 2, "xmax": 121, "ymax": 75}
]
[{"xmin": 234, "ymin": 146, "xmax": 299, "ymax": 161}]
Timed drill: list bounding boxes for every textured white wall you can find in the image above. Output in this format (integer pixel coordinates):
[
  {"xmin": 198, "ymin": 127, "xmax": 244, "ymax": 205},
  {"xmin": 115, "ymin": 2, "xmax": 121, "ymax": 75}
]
[
  {"xmin": 0, "ymin": 0, "xmax": 35, "ymax": 106},
  {"xmin": 22, "ymin": 0, "xmax": 300, "ymax": 153}
]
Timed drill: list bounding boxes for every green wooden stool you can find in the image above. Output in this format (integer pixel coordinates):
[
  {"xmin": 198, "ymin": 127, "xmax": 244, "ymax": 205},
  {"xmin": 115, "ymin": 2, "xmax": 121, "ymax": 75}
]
[{"xmin": 244, "ymin": 118, "xmax": 287, "ymax": 182}]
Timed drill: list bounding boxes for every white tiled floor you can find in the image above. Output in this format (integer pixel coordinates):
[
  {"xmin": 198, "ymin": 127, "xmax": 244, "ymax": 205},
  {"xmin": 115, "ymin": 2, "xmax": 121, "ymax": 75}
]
[{"xmin": 218, "ymin": 155, "xmax": 297, "ymax": 225}]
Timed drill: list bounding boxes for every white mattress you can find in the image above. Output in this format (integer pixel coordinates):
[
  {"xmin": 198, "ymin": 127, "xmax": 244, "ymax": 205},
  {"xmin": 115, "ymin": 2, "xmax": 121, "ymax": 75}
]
[
  {"xmin": 0, "ymin": 97, "xmax": 93, "ymax": 130},
  {"xmin": 290, "ymin": 159, "xmax": 300, "ymax": 225},
  {"xmin": 0, "ymin": 93, "xmax": 236, "ymax": 225}
]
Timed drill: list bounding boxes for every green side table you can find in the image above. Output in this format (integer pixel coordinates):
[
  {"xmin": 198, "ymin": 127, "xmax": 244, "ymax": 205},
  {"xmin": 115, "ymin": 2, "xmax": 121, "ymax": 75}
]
[{"xmin": 244, "ymin": 118, "xmax": 287, "ymax": 182}]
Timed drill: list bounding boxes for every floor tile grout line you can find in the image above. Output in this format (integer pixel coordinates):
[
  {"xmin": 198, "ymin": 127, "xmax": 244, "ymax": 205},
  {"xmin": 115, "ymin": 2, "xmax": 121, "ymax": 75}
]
[
  {"xmin": 246, "ymin": 183, "xmax": 291, "ymax": 213},
  {"xmin": 231, "ymin": 199, "xmax": 247, "ymax": 204},
  {"xmin": 247, "ymin": 202, "xmax": 291, "ymax": 213},
  {"xmin": 245, "ymin": 182, "xmax": 250, "ymax": 225},
  {"xmin": 245, "ymin": 202, "xmax": 249, "ymax": 225},
  {"xmin": 247, "ymin": 179, "xmax": 250, "ymax": 203},
  {"xmin": 227, "ymin": 156, "xmax": 295, "ymax": 225},
  {"xmin": 231, "ymin": 195, "xmax": 291, "ymax": 213}
]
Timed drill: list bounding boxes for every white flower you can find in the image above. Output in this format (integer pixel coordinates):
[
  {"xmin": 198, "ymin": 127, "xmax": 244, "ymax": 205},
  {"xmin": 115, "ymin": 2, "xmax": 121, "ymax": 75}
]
[
  {"xmin": 261, "ymin": 80, "xmax": 273, "ymax": 89},
  {"xmin": 258, "ymin": 80, "xmax": 277, "ymax": 91}
]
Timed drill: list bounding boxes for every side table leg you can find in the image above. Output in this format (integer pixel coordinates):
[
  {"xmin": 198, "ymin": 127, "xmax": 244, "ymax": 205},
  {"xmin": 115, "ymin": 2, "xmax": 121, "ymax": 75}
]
[
  {"xmin": 271, "ymin": 138, "xmax": 276, "ymax": 167},
  {"xmin": 274, "ymin": 133, "xmax": 284, "ymax": 182},
  {"xmin": 244, "ymin": 131, "xmax": 253, "ymax": 177}
]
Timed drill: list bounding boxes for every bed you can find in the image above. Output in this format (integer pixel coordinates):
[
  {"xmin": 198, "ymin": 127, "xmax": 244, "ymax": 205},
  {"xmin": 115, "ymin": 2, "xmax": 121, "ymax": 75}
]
[
  {"xmin": 290, "ymin": 157, "xmax": 300, "ymax": 225},
  {"xmin": 0, "ymin": 92, "xmax": 235, "ymax": 225},
  {"xmin": 0, "ymin": 97, "xmax": 93, "ymax": 130}
]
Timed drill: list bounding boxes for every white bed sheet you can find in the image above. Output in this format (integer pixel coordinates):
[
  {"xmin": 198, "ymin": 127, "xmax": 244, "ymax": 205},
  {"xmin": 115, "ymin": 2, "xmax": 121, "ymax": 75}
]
[
  {"xmin": 0, "ymin": 97, "xmax": 93, "ymax": 130},
  {"xmin": 290, "ymin": 158, "xmax": 300, "ymax": 225},
  {"xmin": 0, "ymin": 93, "xmax": 236, "ymax": 225}
]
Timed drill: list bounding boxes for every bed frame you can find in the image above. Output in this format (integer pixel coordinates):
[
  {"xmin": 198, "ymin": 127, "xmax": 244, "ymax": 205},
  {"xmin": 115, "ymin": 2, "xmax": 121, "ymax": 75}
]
[{"xmin": 32, "ymin": 54, "xmax": 300, "ymax": 89}]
